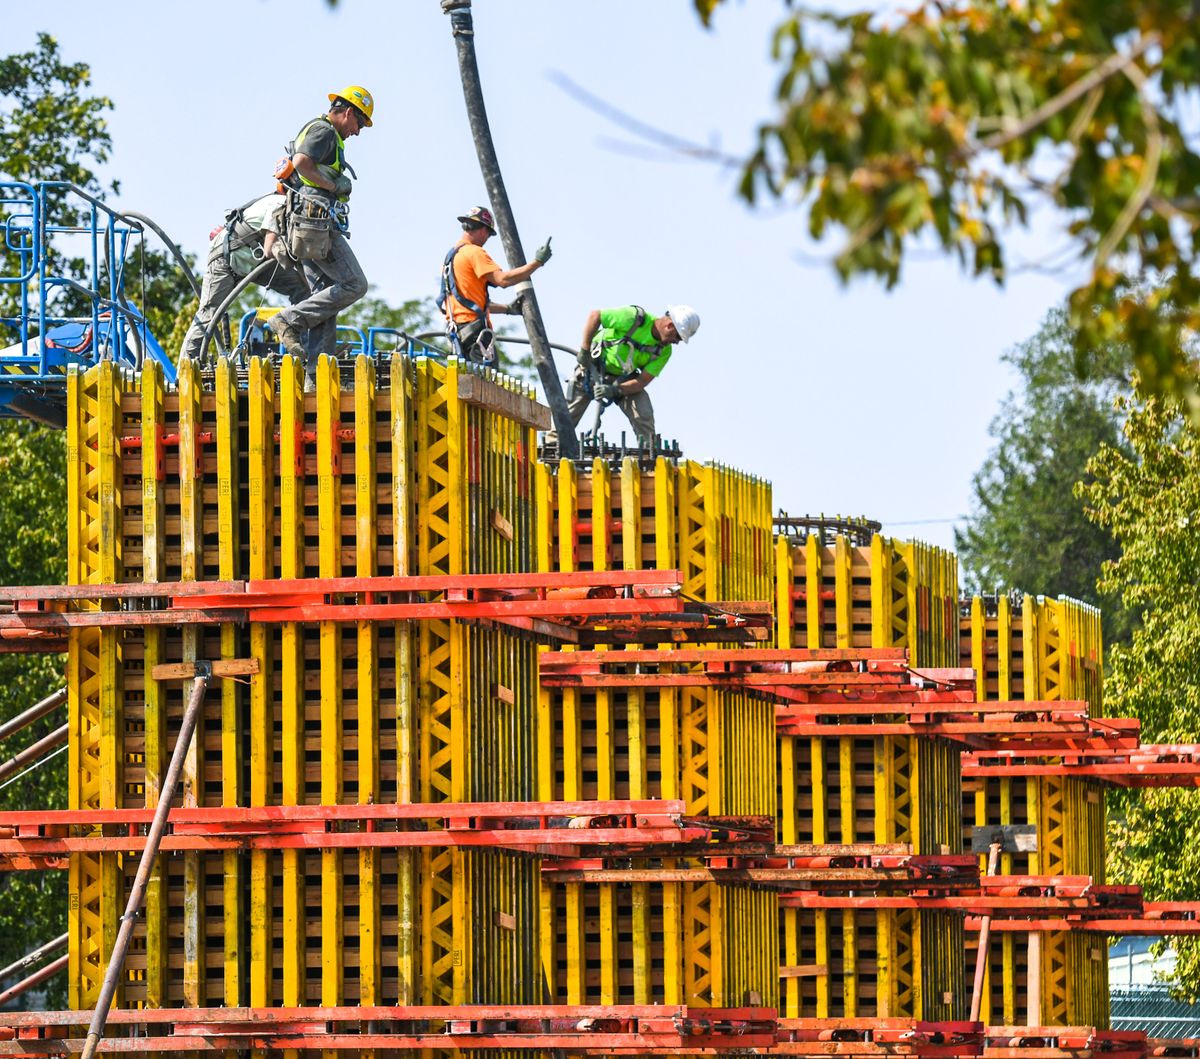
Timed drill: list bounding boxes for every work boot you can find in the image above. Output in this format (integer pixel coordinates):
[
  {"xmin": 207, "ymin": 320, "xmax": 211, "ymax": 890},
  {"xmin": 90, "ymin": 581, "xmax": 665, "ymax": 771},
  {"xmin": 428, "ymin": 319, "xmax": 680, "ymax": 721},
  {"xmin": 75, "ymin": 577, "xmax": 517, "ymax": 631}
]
[
  {"xmin": 303, "ymin": 373, "xmax": 317, "ymax": 394},
  {"xmin": 267, "ymin": 316, "xmax": 306, "ymax": 359}
]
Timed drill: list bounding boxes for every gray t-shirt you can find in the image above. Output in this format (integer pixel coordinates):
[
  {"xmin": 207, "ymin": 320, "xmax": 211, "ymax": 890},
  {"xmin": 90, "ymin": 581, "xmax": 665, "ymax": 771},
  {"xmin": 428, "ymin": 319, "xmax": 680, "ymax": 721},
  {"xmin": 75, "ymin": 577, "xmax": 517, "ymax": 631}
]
[{"xmin": 295, "ymin": 117, "xmax": 340, "ymax": 168}]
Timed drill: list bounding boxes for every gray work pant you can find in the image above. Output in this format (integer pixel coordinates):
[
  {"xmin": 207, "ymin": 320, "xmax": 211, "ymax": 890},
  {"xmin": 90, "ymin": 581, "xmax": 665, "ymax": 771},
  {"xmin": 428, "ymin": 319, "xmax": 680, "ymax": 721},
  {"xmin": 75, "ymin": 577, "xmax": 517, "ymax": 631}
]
[
  {"xmin": 180, "ymin": 251, "xmax": 309, "ymax": 362},
  {"xmin": 567, "ymin": 362, "xmax": 657, "ymax": 446},
  {"xmin": 274, "ymin": 228, "xmax": 368, "ymax": 374}
]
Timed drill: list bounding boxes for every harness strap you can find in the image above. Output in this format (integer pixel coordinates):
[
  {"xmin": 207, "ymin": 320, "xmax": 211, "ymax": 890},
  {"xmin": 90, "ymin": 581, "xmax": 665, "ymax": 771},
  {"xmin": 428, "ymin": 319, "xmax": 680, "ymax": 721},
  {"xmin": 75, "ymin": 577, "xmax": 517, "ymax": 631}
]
[
  {"xmin": 437, "ymin": 244, "xmax": 488, "ymax": 326},
  {"xmin": 221, "ymin": 195, "xmax": 267, "ymax": 269},
  {"xmin": 597, "ymin": 306, "xmax": 661, "ymax": 375}
]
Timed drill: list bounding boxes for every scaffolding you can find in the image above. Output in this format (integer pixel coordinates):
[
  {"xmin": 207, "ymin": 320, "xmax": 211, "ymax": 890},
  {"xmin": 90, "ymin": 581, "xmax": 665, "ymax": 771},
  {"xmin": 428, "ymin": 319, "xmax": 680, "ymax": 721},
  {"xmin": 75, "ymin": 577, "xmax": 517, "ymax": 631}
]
[{"xmin": 0, "ymin": 355, "xmax": 1197, "ymax": 1057}]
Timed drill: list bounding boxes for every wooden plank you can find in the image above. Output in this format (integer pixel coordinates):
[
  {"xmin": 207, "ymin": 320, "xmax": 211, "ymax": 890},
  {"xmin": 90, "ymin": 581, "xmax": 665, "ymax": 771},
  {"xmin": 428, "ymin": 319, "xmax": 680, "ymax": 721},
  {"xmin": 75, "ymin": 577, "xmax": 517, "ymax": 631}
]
[
  {"xmin": 150, "ymin": 659, "xmax": 260, "ymax": 681},
  {"xmin": 457, "ymin": 373, "xmax": 551, "ymax": 430}
]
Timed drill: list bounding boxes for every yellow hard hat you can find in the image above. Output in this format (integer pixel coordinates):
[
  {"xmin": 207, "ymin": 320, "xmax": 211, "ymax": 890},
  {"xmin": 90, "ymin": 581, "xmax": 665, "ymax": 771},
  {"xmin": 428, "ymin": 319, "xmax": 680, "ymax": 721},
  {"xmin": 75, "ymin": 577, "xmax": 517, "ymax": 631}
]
[{"xmin": 328, "ymin": 85, "xmax": 374, "ymax": 126}]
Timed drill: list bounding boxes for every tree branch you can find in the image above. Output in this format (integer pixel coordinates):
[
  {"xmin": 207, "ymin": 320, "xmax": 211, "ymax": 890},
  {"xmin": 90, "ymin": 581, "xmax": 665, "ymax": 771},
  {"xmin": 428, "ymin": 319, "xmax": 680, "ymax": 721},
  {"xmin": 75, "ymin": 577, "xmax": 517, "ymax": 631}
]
[{"xmin": 976, "ymin": 32, "xmax": 1160, "ymax": 155}]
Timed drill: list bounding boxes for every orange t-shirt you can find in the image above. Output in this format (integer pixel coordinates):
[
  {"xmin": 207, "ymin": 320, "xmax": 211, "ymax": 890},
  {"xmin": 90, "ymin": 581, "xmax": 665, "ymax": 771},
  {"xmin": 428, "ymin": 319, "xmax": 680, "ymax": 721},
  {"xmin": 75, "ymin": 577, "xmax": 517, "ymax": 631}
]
[{"xmin": 446, "ymin": 238, "xmax": 500, "ymax": 325}]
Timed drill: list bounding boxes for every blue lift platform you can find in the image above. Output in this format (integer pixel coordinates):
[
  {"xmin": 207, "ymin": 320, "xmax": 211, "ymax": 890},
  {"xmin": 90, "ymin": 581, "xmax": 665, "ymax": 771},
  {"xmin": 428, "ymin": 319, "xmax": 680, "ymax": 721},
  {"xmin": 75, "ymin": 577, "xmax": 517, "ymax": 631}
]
[
  {"xmin": 0, "ymin": 181, "xmax": 529, "ymax": 428},
  {"xmin": 0, "ymin": 181, "xmax": 180, "ymax": 427}
]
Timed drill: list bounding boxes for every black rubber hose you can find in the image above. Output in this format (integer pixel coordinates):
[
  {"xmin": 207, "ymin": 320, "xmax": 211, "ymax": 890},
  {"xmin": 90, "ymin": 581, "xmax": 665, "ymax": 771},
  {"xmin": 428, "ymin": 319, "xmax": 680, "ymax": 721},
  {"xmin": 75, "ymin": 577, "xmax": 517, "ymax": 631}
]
[
  {"xmin": 122, "ymin": 210, "xmax": 215, "ymax": 356},
  {"xmin": 197, "ymin": 260, "xmax": 274, "ymax": 365},
  {"xmin": 122, "ymin": 211, "xmax": 202, "ymax": 299}
]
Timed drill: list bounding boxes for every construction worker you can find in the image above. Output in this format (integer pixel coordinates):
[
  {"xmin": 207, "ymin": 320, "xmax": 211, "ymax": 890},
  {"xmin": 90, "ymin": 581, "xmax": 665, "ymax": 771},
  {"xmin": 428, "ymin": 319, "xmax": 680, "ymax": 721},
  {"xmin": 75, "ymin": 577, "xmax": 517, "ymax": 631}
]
[
  {"xmin": 569, "ymin": 304, "xmax": 700, "ymax": 446},
  {"xmin": 267, "ymin": 86, "xmax": 373, "ymax": 390},
  {"xmin": 437, "ymin": 206, "xmax": 552, "ymax": 365},
  {"xmin": 180, "ymin": 192, "xmax": 308, "ymax": 363}
]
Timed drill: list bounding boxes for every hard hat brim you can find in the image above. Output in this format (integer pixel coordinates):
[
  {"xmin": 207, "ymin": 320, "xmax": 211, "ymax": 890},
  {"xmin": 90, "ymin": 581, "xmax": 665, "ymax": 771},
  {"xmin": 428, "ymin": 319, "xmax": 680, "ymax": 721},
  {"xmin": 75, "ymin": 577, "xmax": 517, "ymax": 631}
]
[
  {"xmin": 457, "ymin": 213, "xmax": 496, "ymax": 233},
  {"xmin": 328, "ymin": 92, "xmax": 374, "ymax": 126}
]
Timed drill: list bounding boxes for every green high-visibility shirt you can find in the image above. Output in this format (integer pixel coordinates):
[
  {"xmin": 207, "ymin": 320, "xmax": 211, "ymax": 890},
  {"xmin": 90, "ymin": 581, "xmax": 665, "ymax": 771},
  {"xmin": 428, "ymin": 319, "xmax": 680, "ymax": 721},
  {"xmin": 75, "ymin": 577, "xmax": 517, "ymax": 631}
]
[{"xmin": 593, "ymin": 306, "xmax": 671, "ymax": 378}]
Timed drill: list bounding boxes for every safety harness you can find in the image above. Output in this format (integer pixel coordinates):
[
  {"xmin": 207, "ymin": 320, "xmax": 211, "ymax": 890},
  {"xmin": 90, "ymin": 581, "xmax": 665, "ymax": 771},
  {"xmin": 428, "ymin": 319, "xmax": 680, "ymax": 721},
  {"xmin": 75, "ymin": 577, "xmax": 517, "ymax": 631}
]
[
  {"xmin": 284, "ymin": 116, "xmax": 355, "ymax": 189},
  {"xmin": 215, "ymin": 196, "xmax": 265, "ymax": 271},
  {"xmin": 593, "ymin": 306, "xmax": 662, "ymax": 376},
  {"xmin": 437, "ymin": 244, "xmax": 496, "ymax": 365},
  {"xmin": 437, "ymin": 244, "xmax": 489, "ymax": 324}
]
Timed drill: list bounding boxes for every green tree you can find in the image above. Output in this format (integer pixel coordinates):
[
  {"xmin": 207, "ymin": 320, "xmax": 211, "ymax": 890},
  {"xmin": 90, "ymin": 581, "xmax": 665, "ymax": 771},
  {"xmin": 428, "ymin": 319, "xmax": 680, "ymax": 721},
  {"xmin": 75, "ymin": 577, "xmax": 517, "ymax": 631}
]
[
  {"xmin": 0, "ymin": 422, "xmax": 67, "ymax": 1007},
  {"xmin": 692, "ymin": 1, "xmax": 1200, "ymax": 408},
  {"xmin": 0, "ymin": 33, "xmax": 195, "ymax": 354},
  {"xmin": 1080, "ymin": 399, "xmax": 1200, "ymax": 996},
  {"xmin": 956, "ymin": 306, "xmax": 1134, "ymax": 646}
]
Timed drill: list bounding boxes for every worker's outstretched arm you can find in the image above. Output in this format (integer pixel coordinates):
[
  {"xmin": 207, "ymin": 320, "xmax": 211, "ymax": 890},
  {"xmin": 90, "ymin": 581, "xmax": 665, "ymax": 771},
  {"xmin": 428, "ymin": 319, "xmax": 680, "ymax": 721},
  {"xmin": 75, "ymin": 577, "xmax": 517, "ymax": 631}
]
[{"xmin": 488, "ymin": 258, "xmax": 542, "ymax": 289}]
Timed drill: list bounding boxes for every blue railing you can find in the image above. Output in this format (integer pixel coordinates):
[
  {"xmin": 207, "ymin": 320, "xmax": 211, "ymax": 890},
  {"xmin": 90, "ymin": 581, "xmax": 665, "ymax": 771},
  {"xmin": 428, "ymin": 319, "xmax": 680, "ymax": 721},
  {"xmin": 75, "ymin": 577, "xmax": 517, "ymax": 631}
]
[
  {"xmin": 0, "ymin": 181, "xmax": 177, "ymax": 422},
  {"xmin": 235, "ymin": 312, "xmax": 452, "ymax": 365}
]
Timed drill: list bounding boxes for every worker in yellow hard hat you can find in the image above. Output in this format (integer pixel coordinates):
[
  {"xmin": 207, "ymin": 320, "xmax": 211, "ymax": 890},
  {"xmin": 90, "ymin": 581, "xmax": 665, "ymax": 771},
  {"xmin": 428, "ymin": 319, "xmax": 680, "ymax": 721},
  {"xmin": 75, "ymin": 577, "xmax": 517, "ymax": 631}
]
[{"xmin": 267, "ymin": 86, "xmax": 375, "ymax": 390}]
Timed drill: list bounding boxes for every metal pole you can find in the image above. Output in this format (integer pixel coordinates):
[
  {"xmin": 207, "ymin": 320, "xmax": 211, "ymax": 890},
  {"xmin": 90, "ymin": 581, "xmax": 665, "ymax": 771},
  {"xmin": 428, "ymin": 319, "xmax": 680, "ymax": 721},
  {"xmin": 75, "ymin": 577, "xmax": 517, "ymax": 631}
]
[
  {"xmin": 0, "ymin": 933, "xmax": 67, "ymax": 985},
  {"xmin": 0, "ymin": 953, "xmax": 68, "ymax": 1008},
  {"xmin": 0, "ymin": 688, "xmax": 67, "ymax": 744},
  {"xmin": 969, "ymin": 841, "xmax": 1001, "ymax": 1022},
  {"xmin": 440, "ymin": 0, "xmax": 580, "ymax": 459},
  {"xmin": 0, "ymin": 723, "xmax": 68, "ymax": 784},
  {"xmin": 79, "ymin": 664, "xmax": 211, "ymax": 1059}
]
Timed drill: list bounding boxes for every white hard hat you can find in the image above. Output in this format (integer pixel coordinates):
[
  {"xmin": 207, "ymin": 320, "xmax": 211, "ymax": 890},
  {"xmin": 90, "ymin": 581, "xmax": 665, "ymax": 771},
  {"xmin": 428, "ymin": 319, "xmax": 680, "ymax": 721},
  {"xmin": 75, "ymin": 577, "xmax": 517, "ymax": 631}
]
[{"xmin": 666, "ymin": 304, "xmax": 700, "ymax": 343}]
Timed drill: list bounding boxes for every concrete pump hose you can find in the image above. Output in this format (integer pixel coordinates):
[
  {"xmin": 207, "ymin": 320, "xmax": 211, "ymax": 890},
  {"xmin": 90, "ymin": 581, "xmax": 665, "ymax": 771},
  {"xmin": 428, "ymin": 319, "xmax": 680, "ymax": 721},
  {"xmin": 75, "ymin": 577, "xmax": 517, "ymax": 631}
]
[
  {"xmin": 121, "ymin": 212, "xmax": 202, "ymax": 300},
  {"xmin": 121, "ymin": 210, "xmax": 209, "ymax": 360},
  {"xmin": 197, "ymin": 260, "xmax": 275, "ymax": 365}
]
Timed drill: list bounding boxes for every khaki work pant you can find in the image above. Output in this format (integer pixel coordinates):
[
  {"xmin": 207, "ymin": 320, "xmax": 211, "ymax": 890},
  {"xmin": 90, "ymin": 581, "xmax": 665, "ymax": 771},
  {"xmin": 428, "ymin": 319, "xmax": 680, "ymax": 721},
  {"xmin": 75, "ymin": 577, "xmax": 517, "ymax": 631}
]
[
  {"xmin": 180, "ymin": 251, "xmax": 309, "ymax": 362},
  {"xmin": 274, "ymin": 228, "xmax": 368, "ymax": 377},
  {"xmin": 567, "ymin": 362, "xmax": 657, "ymax": 447}
]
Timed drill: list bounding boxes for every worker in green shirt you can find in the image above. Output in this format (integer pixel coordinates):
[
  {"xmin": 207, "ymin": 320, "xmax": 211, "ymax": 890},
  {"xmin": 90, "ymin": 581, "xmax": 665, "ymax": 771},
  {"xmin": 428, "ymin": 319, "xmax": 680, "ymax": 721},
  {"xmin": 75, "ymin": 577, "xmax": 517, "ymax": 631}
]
[{"xmin": 569, "ymin": 304, "xmax": 700, "ymax": 446}]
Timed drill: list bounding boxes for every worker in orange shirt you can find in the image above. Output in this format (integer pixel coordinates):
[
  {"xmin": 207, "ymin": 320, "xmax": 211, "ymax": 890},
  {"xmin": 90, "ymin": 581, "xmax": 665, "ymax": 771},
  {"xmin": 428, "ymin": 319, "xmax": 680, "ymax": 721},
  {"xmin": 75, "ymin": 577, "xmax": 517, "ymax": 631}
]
[{"xmin": 437, "ymin": 205, "xmax": 552, "ymax": 365}]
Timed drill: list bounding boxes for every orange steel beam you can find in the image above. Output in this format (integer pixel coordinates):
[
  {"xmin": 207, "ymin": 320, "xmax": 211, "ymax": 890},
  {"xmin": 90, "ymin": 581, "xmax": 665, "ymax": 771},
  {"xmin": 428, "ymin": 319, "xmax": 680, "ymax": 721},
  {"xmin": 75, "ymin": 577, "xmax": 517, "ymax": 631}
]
[
  {"xmin": 782, "ymin": 874, "xmax": 1142, "ymax": 914},
  {"xmin": 0, "ymin": 800, "xmax": 779, "ymax": 870},
  {"xmin": 0, "ymin": 1004, "xmax": 779, "ymax": 1054},
  {"xmin": 963, "ymin": 744, "xmax": 1200, "ymax": 786},
  {"xmin": 0, "ymin": 1009, "xmax": 1156, "ymax": 1057},
  {"xmin": 0, "ymin": 572, "xmax": 771, "ymax": 644},
  {"xmin": 968, "ymin": 901, "xmax": 1200, "ymax": 934}
]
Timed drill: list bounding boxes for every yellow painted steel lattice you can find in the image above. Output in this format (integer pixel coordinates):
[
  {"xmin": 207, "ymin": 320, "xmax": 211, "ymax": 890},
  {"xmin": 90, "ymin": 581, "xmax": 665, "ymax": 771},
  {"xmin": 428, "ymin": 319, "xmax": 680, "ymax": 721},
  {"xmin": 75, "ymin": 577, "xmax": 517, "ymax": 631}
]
[
  {"xmin": 961, "ymin": 593, "xmax": 1108, "ymax": 1028},
  {"xmin": 775, "ymin": 533, "xmax": 963, "ymax": 1020}
]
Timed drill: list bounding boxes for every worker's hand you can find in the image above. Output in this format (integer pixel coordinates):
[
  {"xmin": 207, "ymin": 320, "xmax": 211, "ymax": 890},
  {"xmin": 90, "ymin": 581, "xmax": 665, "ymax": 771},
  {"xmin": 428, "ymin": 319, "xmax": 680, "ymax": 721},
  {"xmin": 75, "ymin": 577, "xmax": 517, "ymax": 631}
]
[
  {"xmin": 508, "ymin": 292, "xmax": 525, "ymax": 315},
  {"xmin": 577, "ymin": 345, "xmax": 593, "ymax": 366},
  {"xmin": 534, "ymin": 237, "xmax": 553, "ymax": 265},
  {"xmin": 332, "ymin": 173, "xmax": 354, "ymax": 198},
  {"xmin": 271, "ymin": 239, "xmax": 296, "ymax": 270},
  {"xmin": 593, "ymin": 381, "xmax": 619, "ymax": 403}
]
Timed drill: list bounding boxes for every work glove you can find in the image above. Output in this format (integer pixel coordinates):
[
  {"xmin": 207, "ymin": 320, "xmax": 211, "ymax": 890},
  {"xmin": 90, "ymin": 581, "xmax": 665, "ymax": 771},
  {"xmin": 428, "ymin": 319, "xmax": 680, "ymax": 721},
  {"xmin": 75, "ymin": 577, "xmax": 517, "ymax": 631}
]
[
  {"xmin": 577, "ymin": 345, "xmax": 593, "ymax": 366},
  {"xmin": 593, "ymin": 381, "xmax": 620, "ymax": 403},
  {"xmin": 332, "ymin": 172, "xmax": 354, "ymax": 198},
  {"xmin": 534, "ymin": 237, "xmax": 553, "ymax": 265},
  {"xmin": 508, "ymin": 292, "xmax": 525, "ymax": 315}
]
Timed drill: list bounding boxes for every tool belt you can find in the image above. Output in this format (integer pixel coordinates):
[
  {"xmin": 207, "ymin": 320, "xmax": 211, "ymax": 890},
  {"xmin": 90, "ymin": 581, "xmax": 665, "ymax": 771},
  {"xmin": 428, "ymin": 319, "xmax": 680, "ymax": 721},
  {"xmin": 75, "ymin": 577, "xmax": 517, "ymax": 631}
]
[{"xmin": 285, "ymin": 188, "xmax": 333, "ymax": 261}]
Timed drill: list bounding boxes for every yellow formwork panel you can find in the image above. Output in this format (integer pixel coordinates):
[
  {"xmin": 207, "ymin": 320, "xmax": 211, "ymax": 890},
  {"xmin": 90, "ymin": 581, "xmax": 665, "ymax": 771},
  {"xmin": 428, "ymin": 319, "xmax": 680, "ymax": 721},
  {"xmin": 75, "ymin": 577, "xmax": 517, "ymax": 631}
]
[
  {"xmin": 139, "ymin": 363, "xmax": 167, "ymax": 1012},
  {"xmin": 776, "ymin": 533, "xmax": 962, "ymax": 1019},
  {"xmin": 214, "ymin": 358, "xmax": 242, "ymax": 1012},
  {"xmin": 247, "ymin": 358, "xmax": 275, "ymax": 1010},
  {"xmin": 67, "ymin": 362, "xmax": 124, "ymax": 1010},
  {"xmin": 67, "ymin": 355, "xmax": 542, "ymax": 1039},
  {"xmin": 536, "ymin": 457, "xmax": 776, "ymax": 1010},
  {"xmin": 961, "ymin": 593, "xmax": 1109, "ymax": 1028}
]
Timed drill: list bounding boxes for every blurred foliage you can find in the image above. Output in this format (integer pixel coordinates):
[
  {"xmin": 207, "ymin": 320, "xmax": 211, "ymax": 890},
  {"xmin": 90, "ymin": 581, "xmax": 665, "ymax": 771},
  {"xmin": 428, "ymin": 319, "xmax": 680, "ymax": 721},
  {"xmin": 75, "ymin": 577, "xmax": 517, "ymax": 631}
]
[
  {"xmin": 1081, "ymin": 398, "xmax": 1200, "ymax": 996},
  {"xmin": 956, "ymin": 305, "xmax": 1135, "ymax": 647},
  {"xmin": 0, "ymin": 422, "xmax": 66, "ymax": 1007},
  {"xmin": 0, "ymin": 33, "xmax": 195, "ymax": 353},
  {"xmin": 696, "ymin": 1, "xmax": 1200, "ymax": 409}
]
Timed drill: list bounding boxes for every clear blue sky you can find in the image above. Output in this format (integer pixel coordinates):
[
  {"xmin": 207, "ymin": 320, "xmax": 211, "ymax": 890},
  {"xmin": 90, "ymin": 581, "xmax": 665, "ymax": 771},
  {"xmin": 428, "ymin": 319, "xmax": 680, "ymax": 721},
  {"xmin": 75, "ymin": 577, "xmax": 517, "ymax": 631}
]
[{"xmin": 7, "ymin": 0, "xmax": 1084, "ymax": 554}]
